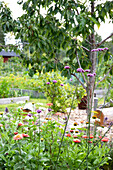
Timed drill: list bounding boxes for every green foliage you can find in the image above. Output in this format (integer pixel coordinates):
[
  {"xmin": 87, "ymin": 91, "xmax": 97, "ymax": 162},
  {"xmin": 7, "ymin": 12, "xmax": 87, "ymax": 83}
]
[
  {"xmin": 0, "ymin": 109, "xmax": 111, "ymax": 169},
  {"xmin": 0, "ymin": 0, "xmax": 113, "ymax": 76},
  {"xmin": 0, "ymin": 74, "xmax": 43, "ymax": 92},
  {"xmin": 0, "ymin": 56, "xmax": 27, "ymax": 76},
  {"xmin": 0, "ymin": 71, "xmax": 85, "ymax": 112},
  {"xmin": 41, "ymin": 71, "xmax": 86, "ymax": 112},
  {"xmin": 0, "ymin": 79, "xmax": 10, "ymax": 98},
  {"xmin": 106, "ymin": 88, "xmax": 113, "ymax": 107}
]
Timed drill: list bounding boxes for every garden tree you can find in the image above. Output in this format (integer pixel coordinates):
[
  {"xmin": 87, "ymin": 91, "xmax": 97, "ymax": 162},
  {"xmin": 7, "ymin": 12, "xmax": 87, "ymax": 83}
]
[
  {"xmin": 0, "ymin": 24, "xmax": 5, "ymax": 45},
  {"xmin": 0, "ymin": 0, "xmax": 113, "ymax": 116}
]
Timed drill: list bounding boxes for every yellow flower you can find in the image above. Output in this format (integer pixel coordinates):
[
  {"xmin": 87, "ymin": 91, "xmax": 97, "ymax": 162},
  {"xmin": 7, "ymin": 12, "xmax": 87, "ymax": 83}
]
[
  {"xmin": 41, "ymin": 138, "xmax": 44, "ymax": 141},
  {"xmin": 92, "ymin": 115, "xmax": 97, "ymax": 119},
  {"xmin": 0, "ymin": 112, "xmax": 3, "ymax": 115},
  {"xmin": 74, "ymin": 122, "xmax": 78, "ymax": 126}
]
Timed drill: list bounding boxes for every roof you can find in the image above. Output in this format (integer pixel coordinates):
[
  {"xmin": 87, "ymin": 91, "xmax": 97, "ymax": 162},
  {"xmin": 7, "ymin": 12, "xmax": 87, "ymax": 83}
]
[{"xmin": 0, "ymin": 50, "xmax": 20, "ymax": 57}]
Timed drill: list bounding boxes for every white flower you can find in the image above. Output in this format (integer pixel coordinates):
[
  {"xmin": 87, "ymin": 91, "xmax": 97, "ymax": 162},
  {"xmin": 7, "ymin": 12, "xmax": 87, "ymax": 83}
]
[{"xmin": 96, "ymin": 118, "xmax": 100, "ymax": 122}]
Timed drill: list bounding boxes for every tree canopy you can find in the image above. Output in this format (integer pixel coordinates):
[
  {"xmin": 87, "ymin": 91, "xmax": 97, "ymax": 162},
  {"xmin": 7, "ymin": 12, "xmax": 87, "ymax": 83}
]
[{"xmin": 0, "ymin": 0, "xmax": 113, "ymax": 74}]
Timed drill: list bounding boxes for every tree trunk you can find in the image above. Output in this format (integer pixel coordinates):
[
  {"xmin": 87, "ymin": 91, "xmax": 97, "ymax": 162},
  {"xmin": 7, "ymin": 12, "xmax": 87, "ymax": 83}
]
[{"xmin": 86, "ymin": 1, "xmax": 96, "ymax": 119}]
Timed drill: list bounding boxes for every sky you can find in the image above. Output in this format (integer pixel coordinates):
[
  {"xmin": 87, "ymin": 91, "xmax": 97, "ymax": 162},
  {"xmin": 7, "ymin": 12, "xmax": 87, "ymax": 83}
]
[{"xmin": 3, "ymin": 0, "xmax": 113, "ymax": 44}]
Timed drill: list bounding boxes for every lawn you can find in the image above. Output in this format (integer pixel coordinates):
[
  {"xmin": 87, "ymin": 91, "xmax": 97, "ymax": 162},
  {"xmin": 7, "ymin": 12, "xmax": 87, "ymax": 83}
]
[
  {"xmin": 0, "ymin": 98, "xmax": 48, "ymax": 112},
  {"xmin": 0, "ymin": 97, "xmax": 105, "ymax": 113}
]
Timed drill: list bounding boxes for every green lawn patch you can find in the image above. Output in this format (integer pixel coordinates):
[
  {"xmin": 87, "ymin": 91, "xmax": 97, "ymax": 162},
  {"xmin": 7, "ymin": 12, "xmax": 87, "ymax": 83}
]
[{"xmin": 0, "ymin": 98, "xmax": 48, "ymax": 112}]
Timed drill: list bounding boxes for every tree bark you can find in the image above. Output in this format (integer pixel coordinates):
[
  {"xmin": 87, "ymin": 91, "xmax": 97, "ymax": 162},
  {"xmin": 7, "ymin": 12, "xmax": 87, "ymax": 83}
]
[{"xmin": 86, "ymin": 1, "xmax": 96, "ymax": 118}]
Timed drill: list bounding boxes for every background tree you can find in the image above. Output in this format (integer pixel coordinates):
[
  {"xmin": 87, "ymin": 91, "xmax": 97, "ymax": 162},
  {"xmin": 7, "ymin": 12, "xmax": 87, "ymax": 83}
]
[
  {"xmin": 0, "ymin": 0, "xmax": 113, "ymax": 116},
  {"xmin": 0, "ymin": 24, "xmax": 5, "ymax": 45}
]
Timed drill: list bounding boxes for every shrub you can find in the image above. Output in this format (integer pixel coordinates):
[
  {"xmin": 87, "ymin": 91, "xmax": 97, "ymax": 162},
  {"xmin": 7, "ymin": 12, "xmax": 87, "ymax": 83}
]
[
  {"xmin": 0, "ymin": 79, "xmax": 10, "ymax": 98},
  {"xmin": 41, "ymin": 71, "xmax": 86, "ymax": 112}
]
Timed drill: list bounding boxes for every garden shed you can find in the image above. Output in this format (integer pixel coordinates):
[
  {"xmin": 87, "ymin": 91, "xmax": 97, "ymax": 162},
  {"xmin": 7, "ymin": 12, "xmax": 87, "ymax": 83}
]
[{"xmin": 0, "ymin": 49, "xmax": 20, "ymax": 62}]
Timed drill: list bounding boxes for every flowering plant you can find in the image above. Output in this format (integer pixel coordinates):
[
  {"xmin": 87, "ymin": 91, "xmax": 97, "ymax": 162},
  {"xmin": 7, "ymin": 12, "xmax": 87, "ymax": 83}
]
[
  {"xmin": 0, "ymin": 108, "xmax": 112, "ymax": 169},
  {"xmin": 41, "ymin": 71, "xmax": 85, "ymax": 112}
]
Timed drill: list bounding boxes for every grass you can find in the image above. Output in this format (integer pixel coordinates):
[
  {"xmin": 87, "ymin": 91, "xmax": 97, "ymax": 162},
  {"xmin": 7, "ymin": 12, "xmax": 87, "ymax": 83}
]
[
  {"xmin": 0, "ymin": 98, "xmax": 48, "ymax": 112},
  {"xmin": 0, "ymin": 96, "xmax": 107, "ymax": 113}
]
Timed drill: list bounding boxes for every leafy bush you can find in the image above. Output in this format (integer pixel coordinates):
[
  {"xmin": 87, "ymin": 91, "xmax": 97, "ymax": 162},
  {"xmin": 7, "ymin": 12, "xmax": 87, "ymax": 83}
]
[
  {"xmin": 0, "ymin": 74, "xmax": 43, "ymax": 92},
  {"xmin": 41, "ymin": 71, "xmax": 86, "ymax": 112},
  {"xmin": 0, "ymin": 79, "xmax": 10, "ymax": 98},
  {"xmin": 0, "ymin": 72, "xmax": 85, "ymax": 111}
]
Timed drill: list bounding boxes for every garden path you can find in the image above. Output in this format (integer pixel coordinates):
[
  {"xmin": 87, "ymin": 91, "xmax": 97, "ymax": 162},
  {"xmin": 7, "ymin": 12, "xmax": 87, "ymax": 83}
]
[{"xmin": 39, "ymin": 106, "xmax": 113, "ymax": 134}]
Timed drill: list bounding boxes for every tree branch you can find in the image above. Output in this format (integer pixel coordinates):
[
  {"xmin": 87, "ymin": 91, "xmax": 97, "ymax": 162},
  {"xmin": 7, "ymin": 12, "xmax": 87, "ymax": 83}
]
[
  {"xmin": 95, "ymin": 65, "xmax": 113, "ymax": 88},
  {"xmin": 96, "ymin": 33, "xmax": 113, "ymax": 47},
  {"xmin": 81, "ymin": 46, "xmax": 90, "ymax": 52},
  {"xmin": 76, "ymin": 53, "xmax": 87, "ymax": 83},
  {"xmin": 0, "ymin": 45, "xmax": 18, "ymax": 47},
  {"xmin": 85, "ymin": 39, "xmax": 92, "ymax": 45},
  {"xmin": 71, "ymin": 73, "xmax": 86, "ymax": 90}
]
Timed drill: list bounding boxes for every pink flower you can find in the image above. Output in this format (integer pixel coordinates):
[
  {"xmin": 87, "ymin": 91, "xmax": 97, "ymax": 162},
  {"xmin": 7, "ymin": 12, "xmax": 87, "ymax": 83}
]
[
  {"xmin": 64, "ymin": 66, "xmax": 70, "ymax": 69},
  {"xmin": 55, "ymin": 112, "xmax": 62, "ymax": 116},
  {"xmin": 88, "ymin": 141, "xmax": 92, "ymax": 143},
  {"xmin": 70, "ymin": 130, "xmax": 74, "ymax": 133},
  {"xmin": 77, "ymin": 68, "xmax": 84, "ymax": 73},
  {"xmin": 46, "ymin": 82, "xmax": 50, "ymax": 85},
  {"xmin": 22, "ymin": 134, "xmax": 29, "ymax": 137},
  {"xmin": 66, "ymin": 134, "xmax": 71, "ymax": 137},
  {"xmin": 87, "ymin": 73, "xmax": 94, "ymax": 77},
  {"xmin": 14, "ymin": 132, "xmax": 18, "ymax": 135},
  {"xmin": 90, "ymin": 134, "xmax": 94, "ymax": 139},
  {"xmin": 104, "ymin": 47, "xmax": 108, "ymax": 50},
  {"xmin": 93, "ymin": 73, "xmax": 96, "ymax": 76},
  {"xmin": 18, "ymin": 123, "xmax": 24, "ymax": 126},
  {"xmin": 91, "ymin": 49, "xmax": 98, "ymax": 52},
  {"xmin": 101, "ymin": 137, "xmax": 109, "ymax": 142},
  {"xmin": 73, "ymin": 135, "xmax": 78, "ymax": 138},
  {"xmin": 99, "ymin": 136, "xmax": 102, "ymax": 139},
  {"xmin": 85, "ymin": 69, "xmax": 90, "ymax": 72},
  {"xmin": 53, "ymin": 80, "xmax": 57, "ymax": 83},
  {"xmin": 13, "ymin": 134, "xmax": 23, "ymax": 140},
  {"xmin": 60, "ymin": 84, "xmax": 64, "ymax": 86},
  {"xmin": 82, "ymin": 135, "xmax": 88, "ymax": 139},
  {"xmin": 73, "ymin": 139, "xmax": 81, "ymax": 143},
  {"xmin": 47, "ymin": 103, "xmax": 53, "ymax": 106}
]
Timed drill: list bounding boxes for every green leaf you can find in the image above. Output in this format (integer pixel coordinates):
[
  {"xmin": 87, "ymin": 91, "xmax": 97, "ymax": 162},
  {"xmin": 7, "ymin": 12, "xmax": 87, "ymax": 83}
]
[{"xmin": 104, "ymin": 51, "xmax": 109, "ymax": 62}]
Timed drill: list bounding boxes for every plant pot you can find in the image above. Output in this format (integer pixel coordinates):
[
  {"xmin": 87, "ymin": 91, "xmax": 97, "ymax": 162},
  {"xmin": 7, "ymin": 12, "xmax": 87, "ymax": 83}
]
[{"xmin": 78, "ymin": 96, "xmax": 87, "ymax": 110}]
